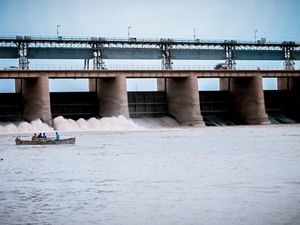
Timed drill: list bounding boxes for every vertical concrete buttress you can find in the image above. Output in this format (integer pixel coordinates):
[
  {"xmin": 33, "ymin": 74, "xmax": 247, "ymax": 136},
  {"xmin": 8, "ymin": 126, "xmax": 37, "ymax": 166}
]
[
  {"xmin": 97, "ymin": 76, "xmax": 129, "ymax": 118},
  {"xmin": 219, "ymin": 78, "xmax": 230, "ymax": 91},
  {"xmin": 157, "ymin": 78, "xmax": 166, "ymax": 91},
  {"xmin": 15, "ymin": 79, "xmax": 22, "ymax": 93},
  {"xmin": 166, "ymin": 76, "xmax": 204, "ymax": 126},
  {"xmin": 277, "ymin": 78, "xmax": 300, "ymax": 91},
  {"xmin": 22, "ymin": 76, "xmax": 52, "ymax": 125},
  {"xmin": 89, "ymin": 79, "xmax": 97, "ymax": 92},
  {"xmin": 230, "ymin": 76, "xmax": 270, "ymax": 125},
  {"xmin": 277, "ymin": 78, "xmax": 289, "ymax": 90}
]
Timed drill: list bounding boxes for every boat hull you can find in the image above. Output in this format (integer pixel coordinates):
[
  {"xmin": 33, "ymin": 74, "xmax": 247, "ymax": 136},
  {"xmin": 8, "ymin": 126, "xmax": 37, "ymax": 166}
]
[{"xmin": 15, "ymin": 137, "xmax": 76, "ymax": 145}]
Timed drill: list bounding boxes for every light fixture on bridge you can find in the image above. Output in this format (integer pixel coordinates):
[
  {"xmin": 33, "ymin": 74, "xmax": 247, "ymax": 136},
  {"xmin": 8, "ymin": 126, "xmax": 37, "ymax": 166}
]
[
  {"xmin": 128, "ymin": 26, "xmax": 132, "ymax": 40},
  {"xmin": 193, "ymin": 28, "xmax": 196, "ymax": 41},
  {"xmin": 254, "ymin": 29, "xmax": 258, "ymax": 43},
  {"xmin": 57, "ymin": 25, "xmax": 61, "ymax": 37}
]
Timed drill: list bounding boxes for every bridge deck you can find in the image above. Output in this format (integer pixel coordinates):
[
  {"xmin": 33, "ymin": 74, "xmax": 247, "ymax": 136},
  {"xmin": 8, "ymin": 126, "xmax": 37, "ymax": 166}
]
[{"xmin": 0, "ymin": 70, "xmax": 299, "ymax": 79}]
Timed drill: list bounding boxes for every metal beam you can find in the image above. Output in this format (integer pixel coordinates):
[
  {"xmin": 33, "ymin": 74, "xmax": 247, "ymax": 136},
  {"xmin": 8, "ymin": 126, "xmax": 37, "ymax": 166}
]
[
  {"xmin": 235, "ymin": 50, "xmax": 284, "ymax": 60},
  {"xmin": 28, "ymin": 48, "xmax": 93, "ymax": 59},
  {"xmin": 0, "ymin": 47, "xmax": 18, "ymax": 58},
  {"xmin": 172, "ymin": 49, "xmax": 224, "ymax": 60},
  {"xmin": 102, "ymin": 48, "xmax": 161, "ymax": 60},
  {"xmin": 2, "ymin": 47, "xmax": 296, "ymax": 61}
]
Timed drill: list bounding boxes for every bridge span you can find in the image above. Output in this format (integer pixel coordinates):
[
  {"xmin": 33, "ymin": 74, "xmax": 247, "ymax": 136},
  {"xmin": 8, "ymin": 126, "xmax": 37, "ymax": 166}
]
[
  {"xmin": 0, "ymin": 69, "xmax": 300, "ymax": 79},
  {"xmin": 1, "ymin": 35, "xmax": 300, "ymax": 70}
]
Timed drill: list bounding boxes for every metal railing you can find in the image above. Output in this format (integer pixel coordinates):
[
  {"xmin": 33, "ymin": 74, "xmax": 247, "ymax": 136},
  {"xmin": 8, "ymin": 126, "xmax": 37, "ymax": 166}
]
[
  {"xmin": 0, "ymin": 35, "xmax": 299, "ymax": 46},
  {"xmin": 0, "ymin": 64, "xmax": 297, "ymax": 71}
]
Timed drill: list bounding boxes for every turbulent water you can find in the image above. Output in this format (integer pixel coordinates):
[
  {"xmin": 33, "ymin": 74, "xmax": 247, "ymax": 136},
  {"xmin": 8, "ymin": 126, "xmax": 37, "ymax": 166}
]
[{"xmin": 1, "ymin": 117, "xmax": 300, "ymax": 225}]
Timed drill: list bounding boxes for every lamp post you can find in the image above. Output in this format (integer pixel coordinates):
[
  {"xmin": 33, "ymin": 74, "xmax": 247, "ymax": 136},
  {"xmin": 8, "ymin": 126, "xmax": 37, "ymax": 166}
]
[
  {"xmin": 57, "ymin": 25, "xmax": 61, "ymax": 37},
  {"xmin": 193, "ymin": 28, "xmax": 196, "ymax": 41},
  {"xmin": 254, "ymin": 29, "xmax": 258, "ymax": 43},
  {"xmin": 128, "ymin": 26, "xmax": 132, "ymax": 40}
]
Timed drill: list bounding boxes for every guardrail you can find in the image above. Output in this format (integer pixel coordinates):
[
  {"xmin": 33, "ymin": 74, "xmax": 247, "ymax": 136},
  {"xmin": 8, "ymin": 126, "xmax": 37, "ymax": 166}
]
[
  {"xmin": 0, "ymin": 35, "xmax": 299, "ymax": 45},
  {"xmin": 0, "ymin": 64, "xmax": 297, "ymax": 71}
]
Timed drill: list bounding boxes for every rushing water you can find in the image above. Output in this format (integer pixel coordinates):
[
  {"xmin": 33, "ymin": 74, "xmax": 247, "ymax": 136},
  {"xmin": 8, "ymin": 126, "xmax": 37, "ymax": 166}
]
[{"xmin": 1, "ymin": 118, "xmax": 300, "ymax": 225}]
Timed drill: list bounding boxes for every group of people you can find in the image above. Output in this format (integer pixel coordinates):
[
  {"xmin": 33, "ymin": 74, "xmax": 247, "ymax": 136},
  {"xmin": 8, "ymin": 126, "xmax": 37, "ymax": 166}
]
[{"xmin": 32, "ymin": 132, "xmax": 60, "ymax": 141}]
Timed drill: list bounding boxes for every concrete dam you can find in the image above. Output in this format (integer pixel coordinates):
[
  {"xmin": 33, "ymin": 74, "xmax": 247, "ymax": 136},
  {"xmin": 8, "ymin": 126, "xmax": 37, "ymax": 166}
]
[
  {"xmin": 0, "ymin": 70, "xmax": 300, "ymax": 126},
  {"xmin": 0, "ymin": 36, "xmax": 299, "ymax": 126}
]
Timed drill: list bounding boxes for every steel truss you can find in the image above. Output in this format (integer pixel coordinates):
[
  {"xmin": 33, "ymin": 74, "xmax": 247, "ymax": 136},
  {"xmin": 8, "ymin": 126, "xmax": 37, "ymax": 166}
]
[
  {"xmin": 160, "ymin": 43, "xmax": 172, "ymax": 70},
  {"xmin": 224, "ymin": 45, "xmax": 236, "ymax": 70},
  {"xmin": 0, "ymin": 36, "xmax": 299, "ymax": 70},
  {"xmin": 283, "ymin": 46, "xmax": 295, "ymax": 70},
  {"xmin": 92, "ymin": 43, "xmax": 106, "ymax": 70},
  {"xmin": 17, "ymin": 42, "xmax": 29, "ymax": 70}
]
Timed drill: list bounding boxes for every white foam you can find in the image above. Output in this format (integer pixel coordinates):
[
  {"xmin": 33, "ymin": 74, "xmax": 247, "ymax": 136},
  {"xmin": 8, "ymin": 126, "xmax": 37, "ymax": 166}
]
[
  {"xmin": 0, "ymin": 116, "xmax": 181, "ymax": 134},
  {"xmin": 0, "ymin": 119, "xmax": 54, "ymax": 134},
  {"xmin": 52, "ymin": 115, "xmax": 141, "ymax": 131}
]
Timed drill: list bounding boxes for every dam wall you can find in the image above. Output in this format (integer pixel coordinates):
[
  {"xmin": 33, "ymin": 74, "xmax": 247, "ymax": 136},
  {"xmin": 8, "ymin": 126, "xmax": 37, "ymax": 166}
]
[
  {"xmin": 0, "ymin": 75, "xmax": 299, "ymax": 125},
  {"xmin": 1, "ymin": 90, "xmax": 299, "ymax": 125}
]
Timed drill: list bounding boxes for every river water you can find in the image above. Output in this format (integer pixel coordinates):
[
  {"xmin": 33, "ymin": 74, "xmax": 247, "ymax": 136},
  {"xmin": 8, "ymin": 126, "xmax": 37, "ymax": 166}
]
[{"xmin": 0, "ymin": 117, "xmax": 300, "ymax": 225}]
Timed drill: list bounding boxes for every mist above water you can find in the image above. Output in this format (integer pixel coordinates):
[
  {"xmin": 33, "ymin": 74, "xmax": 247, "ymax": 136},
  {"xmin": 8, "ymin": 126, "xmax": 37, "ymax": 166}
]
[
  {"xmin": 0, "ymin": 116, "xmax": 180, "ymax": 134},
  {"xmin": 0, "ymin": 119, "xmax": 54, "ymax": 134}
]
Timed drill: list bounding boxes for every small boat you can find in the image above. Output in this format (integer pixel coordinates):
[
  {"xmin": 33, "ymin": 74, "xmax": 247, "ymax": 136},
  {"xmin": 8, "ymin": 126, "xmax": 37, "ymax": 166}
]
[{"xmin": 15, "ymin": 137, "xmax": 76, "ymax": 145}]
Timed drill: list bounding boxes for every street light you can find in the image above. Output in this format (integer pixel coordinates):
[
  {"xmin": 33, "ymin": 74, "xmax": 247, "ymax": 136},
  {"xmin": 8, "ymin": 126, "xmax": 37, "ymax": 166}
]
[
  {"xmin": 254, "ymin": 29, "xmax": 258, "ymax": 43},
  {"xmin": 128, "ymin": 26, "xmax": 132, "ymax": 39},
  {"xmin": 57, "ymin": 25, "xmax": 61, "ymax": 37},
  {"xmin": 193, "ymin": 28, "xmax": 196, "ymax": 41}
]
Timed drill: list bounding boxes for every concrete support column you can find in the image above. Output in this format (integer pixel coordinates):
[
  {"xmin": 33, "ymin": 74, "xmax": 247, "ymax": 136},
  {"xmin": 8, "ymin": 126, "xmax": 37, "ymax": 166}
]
[
  {"xmin": 157, "ymin": 78, "xmax": 166, "ymax": 91},
  {"xmin": 230, "ymin": 76, "xmax": 270, "ymax": 125},
  {"xmin": 97, "ymin": 76, "xmax": 129, "ymax": 118},
  {"xmin": 22, "ymin": 76, "xmax": 52, "ymax": 125},
  {"xmin": 219, "ymin": 78, "xmax": 230, "ymax": 91},
  {"xmin": 89, "ymin": 79, "xmax": 97, "ymax": 92},
  {"xmin": 15, "ymin": 79, "xmax": 22, "ymax": 93},
  {"xmin": 278, "ymin": 78, "xmax": 300, "ymax": 91},
  {"xmin": 277, "ymin": 78, "xmax": 290, "ymax": 90},
  {"xmin": 166, "ymin": 76, "xmax": 204, "ymax": 126}
]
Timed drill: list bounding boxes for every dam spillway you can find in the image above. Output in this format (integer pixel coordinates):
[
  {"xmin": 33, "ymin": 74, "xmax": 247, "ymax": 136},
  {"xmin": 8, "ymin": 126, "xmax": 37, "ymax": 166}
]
[{"xmin": 1, "ymin": 76, "xmax": 299, "ymax": 126}]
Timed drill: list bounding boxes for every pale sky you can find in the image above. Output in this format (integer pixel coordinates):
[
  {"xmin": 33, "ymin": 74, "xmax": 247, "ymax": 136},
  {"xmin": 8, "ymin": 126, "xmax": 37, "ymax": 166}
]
[
  {"xmin": 0, "ymin": 0, "xmax": 299, "ymax": 91},
  {"xmin": 1, "ymin": 0, "xmax": 300, "ymax": 40}
]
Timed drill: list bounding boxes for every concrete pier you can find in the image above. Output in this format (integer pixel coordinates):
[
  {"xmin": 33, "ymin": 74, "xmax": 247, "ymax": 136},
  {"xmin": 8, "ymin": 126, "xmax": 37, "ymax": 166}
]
[
  {"xmin": 229, "ymin": 76, "xmax": 270, "ymax": 125},
  {"xmin": 166, "ymin": 76, "xmax": 204, "ymax": 126},
  {"xmin": 277, "ymin": 78, "xmax": 291, "ymax": 90},
  {"xmin": 22, "ymin": 76, "xmax": 52, "ymax": 124},
  {"xmin": 278, "ymin": 78, "xmax": 300, "ymax": 91},
  {"xmin": 89, "ymin": 79, "xmax": 97, "ymax": 92},
  {"xmin": 219, "ymin": 78, "xmax": 230, "ymax": 91},
  {"xmin": 157, "ymin": 78, "xmax": 166, "ymax": 91},
  {"xmin": 15, "ymin": 79, "xmax": 22, "ymax": 93},
  {"xmin": 96, "ymin": 76, "xmax": 129, "ymax": 117}
]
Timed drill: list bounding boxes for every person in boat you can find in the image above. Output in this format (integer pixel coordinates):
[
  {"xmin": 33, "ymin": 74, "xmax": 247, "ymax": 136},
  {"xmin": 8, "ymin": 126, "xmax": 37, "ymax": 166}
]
[
  {"xmin": 37, "ymin": 133, "xmax": 42, "ymax": 139},
  {"xmin": 55, "ymin": 132, "xmax": 60, "ymax": 141},
  {"xmin": 32, "ymin": 133, "xmax": 37, "ymax": 141},
  {"xmin": 42, "ymin": 133, "xmax": 47, "ymax": 139}
]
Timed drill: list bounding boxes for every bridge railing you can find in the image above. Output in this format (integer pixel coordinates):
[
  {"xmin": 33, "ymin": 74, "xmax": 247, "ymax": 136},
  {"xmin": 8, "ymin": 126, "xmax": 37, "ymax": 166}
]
[
  {"xmin": 0, "ymin": 64, "xmax": 296, "ymax": 71},
  {"xmin": 0, "ymin": 35, "xmax": 299, "ymax": 46}
]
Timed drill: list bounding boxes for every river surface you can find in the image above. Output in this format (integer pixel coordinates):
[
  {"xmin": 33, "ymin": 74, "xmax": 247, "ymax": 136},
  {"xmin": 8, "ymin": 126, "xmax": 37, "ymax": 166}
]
[{"xmin": 1, "ymin": 123, "xmax": 300, "ymax": 225}]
